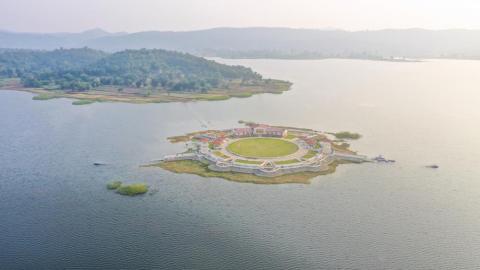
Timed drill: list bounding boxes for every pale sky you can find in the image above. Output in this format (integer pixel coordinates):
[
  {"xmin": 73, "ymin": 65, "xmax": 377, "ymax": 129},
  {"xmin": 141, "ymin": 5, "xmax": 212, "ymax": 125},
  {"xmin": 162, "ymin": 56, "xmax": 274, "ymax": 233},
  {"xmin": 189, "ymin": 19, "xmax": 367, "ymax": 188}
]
[{"xmin": 2, "ymin": 0, "xmax": 480, "ymax": 33}]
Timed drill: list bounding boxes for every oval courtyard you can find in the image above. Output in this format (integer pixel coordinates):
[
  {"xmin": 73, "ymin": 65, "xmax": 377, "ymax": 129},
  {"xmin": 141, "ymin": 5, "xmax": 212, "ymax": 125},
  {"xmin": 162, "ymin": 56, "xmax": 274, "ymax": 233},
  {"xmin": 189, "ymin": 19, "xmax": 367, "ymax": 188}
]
[{"xmin": 226, "ymin": 137, "xmax": 299, "ymax": 159}]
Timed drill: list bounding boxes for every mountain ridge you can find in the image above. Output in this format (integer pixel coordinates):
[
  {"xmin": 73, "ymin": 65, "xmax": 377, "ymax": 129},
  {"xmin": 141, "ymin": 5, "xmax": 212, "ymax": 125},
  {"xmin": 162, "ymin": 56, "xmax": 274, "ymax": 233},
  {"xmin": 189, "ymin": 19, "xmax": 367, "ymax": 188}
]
[{"xmin": 3, "ymin": 27, "xmax": 480, "ymax": 59}]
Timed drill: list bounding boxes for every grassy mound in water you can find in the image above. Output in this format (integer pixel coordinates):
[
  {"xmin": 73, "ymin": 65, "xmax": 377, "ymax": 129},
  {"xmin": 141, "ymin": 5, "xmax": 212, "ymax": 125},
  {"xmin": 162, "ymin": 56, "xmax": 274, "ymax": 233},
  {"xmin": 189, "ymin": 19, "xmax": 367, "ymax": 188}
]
[
  {"xmin": 332, "ymin": 131, "xmax": 361, "ymax": 140},
  {"xmin": 106, "ymin": 181, "xmax": 122, "ymax": 190},
  {"xmin": 106, "ymin": 181, "xmax": 148, "ymax": 196},
  {"xmin": 116, "ymin": 183, "xmax": 148, "ymax": 196},
  {"xmin": 72, "ymin": 99, "xmax": 95, "ymax": 105},
  {"xmin": 32, "ymin": 93, "xmax": 57, "ymax": 100}
]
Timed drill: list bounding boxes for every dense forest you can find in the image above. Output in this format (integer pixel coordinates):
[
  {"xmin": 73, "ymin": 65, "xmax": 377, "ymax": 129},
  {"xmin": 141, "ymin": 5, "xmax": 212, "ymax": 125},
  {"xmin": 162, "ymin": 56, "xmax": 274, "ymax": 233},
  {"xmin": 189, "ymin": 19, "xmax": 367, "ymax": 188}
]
[{"xmin": 0, "ymin": 48, "xmax": 263, "ymax": 92}]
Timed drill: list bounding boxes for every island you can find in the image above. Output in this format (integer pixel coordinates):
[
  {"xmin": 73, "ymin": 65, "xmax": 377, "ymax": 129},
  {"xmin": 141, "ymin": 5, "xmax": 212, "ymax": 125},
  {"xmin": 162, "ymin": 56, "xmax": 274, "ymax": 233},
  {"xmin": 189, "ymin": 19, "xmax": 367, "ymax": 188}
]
[
  {"xmin": 147, "ymin": 122, "xmax": 370, "ymax": 184},
  {"xmin": 106, "ymin": 181, "xmax": 149, "ymax": 196},
  {"xmin": 0, "ymin": 48, "xmax": 291, "ymax": 104}
]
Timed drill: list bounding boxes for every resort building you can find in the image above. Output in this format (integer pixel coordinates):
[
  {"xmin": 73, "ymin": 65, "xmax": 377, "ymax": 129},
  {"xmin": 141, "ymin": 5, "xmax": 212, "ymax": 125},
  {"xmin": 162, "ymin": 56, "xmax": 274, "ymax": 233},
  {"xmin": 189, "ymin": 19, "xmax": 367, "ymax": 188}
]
[
  {"xmin": 162, "ymin": 123, "xmax": 370, "ymax": 178},
  {"xmin": 233, "ymin": 124, "xmax": 288, "ymax": 138},
  {"xmin": 194, "ymin": 133, "xmax": 217, "ymax": 141},
  {"xmin": 300, "ymin": 137, "xmax": 317, "ymax": 149},
  {"xmin": 233, "ymin": 127, "xmax": 253, "ymax": 137},
  {"xmin": 252, "ymin": 124, "xmax": 287, "ymax": 137},
  {"xmin": 212, "ymin": 137, "xmax": 226, "ymax": 148}
]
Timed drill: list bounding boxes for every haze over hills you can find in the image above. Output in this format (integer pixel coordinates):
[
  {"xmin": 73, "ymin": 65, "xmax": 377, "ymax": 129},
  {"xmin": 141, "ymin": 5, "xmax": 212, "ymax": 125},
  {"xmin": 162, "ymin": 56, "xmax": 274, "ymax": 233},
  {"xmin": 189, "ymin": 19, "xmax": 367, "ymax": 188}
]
[
  {"xmin": 0, "ymin": 48, "xmax": 269, "ymax": 92},
  {"xmin": 3, "ymin": 27, "xmax": 480, "ymax": 59},
  {"xmin": 0, "ymin": 28, "xmax": 126, "ymax": 50}
]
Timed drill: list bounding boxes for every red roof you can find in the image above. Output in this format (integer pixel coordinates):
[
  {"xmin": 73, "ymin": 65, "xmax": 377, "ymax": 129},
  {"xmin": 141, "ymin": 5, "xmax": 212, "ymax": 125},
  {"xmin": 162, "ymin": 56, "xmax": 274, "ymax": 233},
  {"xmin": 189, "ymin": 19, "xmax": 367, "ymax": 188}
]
[
  {"xmin": 198, "ymin": 138, "xmax": 209, "ymax": 143},
  {"xmin": 304, "ymin": 138, "xmax": 317, "ymax": 146},
  {"xmin": 212, "ymin": 137, "xmax": 225, "ymax": 145}
]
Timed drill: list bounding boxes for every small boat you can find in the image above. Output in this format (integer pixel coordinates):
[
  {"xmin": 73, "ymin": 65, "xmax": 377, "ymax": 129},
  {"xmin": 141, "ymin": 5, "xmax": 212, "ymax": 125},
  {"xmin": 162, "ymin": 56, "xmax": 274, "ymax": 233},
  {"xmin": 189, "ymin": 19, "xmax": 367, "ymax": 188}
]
[
  {"xmin": 426, "ymin": 164, "xmax": 439, "ymax": 169},
  {"xmin": 93, "ymin": 162, "xmax": 107, "ymax": 166},
  {"xmin": 372, "ymin": 155, "xmax": 395, "ymax": 163}
]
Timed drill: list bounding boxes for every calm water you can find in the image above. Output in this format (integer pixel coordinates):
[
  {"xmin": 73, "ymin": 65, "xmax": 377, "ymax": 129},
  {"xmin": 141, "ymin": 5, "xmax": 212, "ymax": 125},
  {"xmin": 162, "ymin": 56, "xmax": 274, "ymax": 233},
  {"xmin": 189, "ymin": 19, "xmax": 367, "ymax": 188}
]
[{"xmin": 1, "ymin": 59, "xmax": 480, "ymax": 269}]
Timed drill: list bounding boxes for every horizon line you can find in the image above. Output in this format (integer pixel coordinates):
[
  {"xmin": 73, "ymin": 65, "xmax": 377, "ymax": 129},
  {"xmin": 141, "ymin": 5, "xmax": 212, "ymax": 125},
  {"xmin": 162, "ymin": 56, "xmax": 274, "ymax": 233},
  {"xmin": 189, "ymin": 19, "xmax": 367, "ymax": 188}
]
[{"xmin": 3, "ymin": 26, "xmax": 480, "ymax": 35}]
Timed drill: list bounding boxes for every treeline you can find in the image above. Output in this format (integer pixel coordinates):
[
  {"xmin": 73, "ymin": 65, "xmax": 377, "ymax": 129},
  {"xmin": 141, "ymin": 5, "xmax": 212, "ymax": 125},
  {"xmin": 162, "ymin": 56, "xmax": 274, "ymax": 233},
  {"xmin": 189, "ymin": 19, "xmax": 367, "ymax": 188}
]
[{"xmin": 0, "ymin": 48, "xmax": 263, "ymax": 92}]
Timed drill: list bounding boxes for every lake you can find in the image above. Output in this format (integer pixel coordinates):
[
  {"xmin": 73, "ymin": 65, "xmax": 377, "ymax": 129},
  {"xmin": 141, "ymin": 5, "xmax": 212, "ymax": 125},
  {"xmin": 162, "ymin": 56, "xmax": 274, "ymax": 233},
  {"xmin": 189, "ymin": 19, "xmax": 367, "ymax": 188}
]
[{"xmin": 1, "ymin": 58, "xmax": 480, "ymax": 269}]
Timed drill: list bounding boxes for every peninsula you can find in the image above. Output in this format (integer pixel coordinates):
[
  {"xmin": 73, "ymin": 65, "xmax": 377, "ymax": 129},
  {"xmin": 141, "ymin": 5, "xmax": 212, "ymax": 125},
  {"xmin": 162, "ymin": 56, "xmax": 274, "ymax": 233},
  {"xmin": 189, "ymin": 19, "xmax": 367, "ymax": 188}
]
[
  {"xmin": 148, "ymin": 122, "xmax": 370, "ymax": 184},
  {"xmin": 0, "ymin": 48, "xmax": 291, "ymax": 104}
]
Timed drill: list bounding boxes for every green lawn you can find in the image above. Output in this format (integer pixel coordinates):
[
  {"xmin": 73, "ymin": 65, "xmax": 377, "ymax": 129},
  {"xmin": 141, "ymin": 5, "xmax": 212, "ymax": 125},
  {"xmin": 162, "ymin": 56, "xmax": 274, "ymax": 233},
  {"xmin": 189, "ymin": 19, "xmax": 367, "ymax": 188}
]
[
  {"xmin": 302, "ymin": 150, "xmax": 317, "ymax": 159},
  {"xmin": 275, "ymin": 159, "xmax": 300, "ymax": 165},
  {"xmin": 213, "ymin": 151, "xmax": 230, "ymax": 159},
  {"xmin": 235, "ymin": 159, "xmax": 263, "ymax": 165},
  {"xmin": 285, "ymin": 134, "xmax": 297, "ymax": 139},
  {"xmin": 226, "ymin": 137, "xmax": 298, "ymax": 158}
]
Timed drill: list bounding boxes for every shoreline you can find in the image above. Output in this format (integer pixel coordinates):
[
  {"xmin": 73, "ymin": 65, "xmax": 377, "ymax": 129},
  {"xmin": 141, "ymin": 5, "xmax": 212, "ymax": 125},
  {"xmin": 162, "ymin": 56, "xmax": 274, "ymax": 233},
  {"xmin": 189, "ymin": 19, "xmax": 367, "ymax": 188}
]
[
  {"xmin": 0, "ymin": 79, "xmax": 291, "ymax": 105},
  {"xmin": 145, "ymin": 159, "xmax": 346, "ymax": 184},
  {"xmin": 151, "ymin": 122, "xmax": 369, "ymax": 184}
]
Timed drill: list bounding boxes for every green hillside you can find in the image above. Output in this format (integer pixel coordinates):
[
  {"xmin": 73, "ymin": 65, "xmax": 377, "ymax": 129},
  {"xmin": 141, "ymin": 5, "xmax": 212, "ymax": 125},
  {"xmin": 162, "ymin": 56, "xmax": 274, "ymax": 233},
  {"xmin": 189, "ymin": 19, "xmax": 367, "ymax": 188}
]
[{"xmin": 0, "ymin": 48, "xmax": 273, "ymax": 92}]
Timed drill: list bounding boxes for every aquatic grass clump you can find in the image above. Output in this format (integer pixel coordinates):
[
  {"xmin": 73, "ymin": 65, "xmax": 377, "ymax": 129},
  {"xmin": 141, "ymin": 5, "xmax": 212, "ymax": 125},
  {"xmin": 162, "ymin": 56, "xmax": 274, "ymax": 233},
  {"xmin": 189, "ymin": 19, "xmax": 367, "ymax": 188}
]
[
  {"xmin": 32, "ymin": 93, "xmax": 56, "ymax": 100},
  {"xmin": 72, "ymin": 99, "xmax": 95, "ymax": 105},
  {"xmin": 106, "ymin": 181, "xmax": 148, "ymax": 196},
  {"xmin": 332, "ymin": 131, "xmax": 361, "ymax": 140},
  {"xmin": 106, "ymin": 181, "xmax": 122, "ymax": 190},
  {"xmin": 229, "ymin": 92, "xmax": 253, "ymax": 98},
  {"xmin": 116, "ymin": 183, "xmax": 149, "ymax": 196}
]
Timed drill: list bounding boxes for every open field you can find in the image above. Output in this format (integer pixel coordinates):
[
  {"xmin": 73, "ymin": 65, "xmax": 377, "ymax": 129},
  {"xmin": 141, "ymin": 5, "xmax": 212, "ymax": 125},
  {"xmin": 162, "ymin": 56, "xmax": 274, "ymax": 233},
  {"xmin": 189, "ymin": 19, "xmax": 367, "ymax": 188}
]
[{"xmin": 226, "ymin": 138, "xmax": 299, "ymax": 158}]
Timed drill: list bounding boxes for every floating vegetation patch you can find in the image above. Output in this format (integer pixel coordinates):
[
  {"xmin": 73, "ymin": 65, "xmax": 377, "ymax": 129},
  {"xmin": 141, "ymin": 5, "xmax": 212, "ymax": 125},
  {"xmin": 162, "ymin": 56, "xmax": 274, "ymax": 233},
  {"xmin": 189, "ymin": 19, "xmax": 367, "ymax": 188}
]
[{"xmin": 106, "ymin": 181, "xmax": 149, "ymax": 196}]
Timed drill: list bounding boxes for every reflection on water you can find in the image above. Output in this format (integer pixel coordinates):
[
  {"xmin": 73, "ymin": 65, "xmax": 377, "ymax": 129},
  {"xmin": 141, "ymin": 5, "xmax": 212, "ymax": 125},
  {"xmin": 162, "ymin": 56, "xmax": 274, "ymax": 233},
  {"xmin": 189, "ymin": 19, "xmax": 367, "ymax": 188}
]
[{"xmin": 1, "ymin": 59, "xmax": 480, "ymax": 269}]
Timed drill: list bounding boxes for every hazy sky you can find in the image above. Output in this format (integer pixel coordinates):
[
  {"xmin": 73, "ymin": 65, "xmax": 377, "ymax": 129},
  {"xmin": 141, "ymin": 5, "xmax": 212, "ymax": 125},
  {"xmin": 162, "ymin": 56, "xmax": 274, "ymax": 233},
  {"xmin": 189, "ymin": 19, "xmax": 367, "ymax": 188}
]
[{"xmin": 2, "ymin": 0, "xmax": 480, "ymax": 33}]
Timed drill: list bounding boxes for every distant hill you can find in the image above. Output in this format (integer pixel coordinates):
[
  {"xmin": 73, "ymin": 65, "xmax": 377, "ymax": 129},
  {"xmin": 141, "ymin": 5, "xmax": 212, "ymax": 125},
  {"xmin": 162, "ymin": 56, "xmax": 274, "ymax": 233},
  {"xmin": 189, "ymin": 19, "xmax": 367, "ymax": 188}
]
[
  {"xmin": 0, "ymin": 28, "xmax": 126, "ymax": 50},
  {"xmin": 0, "ymin": 48, "xmax": 107, "ymax": 77},
  {"xmin": 3, "ymin": 28, "xmax": 480, "ymax": 59},
  {"xmin": 0, "ymin": 48, "xmax": 273, "ymax": 92}
]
